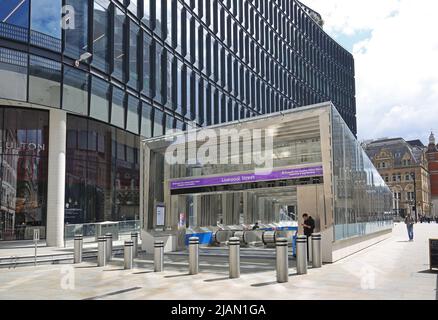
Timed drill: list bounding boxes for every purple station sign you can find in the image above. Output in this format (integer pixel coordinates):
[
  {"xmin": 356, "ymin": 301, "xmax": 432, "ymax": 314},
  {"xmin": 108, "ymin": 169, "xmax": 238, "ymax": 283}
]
[{"xmin": 170, "ymin": 165, "xmax": 323, "ymax": 190}]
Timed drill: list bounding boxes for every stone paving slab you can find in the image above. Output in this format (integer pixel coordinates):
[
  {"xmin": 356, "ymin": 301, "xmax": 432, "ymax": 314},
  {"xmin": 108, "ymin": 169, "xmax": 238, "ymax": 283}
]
[{"xmin": 0, "ymin": 223, "xmax": 436, "ymax": 300}]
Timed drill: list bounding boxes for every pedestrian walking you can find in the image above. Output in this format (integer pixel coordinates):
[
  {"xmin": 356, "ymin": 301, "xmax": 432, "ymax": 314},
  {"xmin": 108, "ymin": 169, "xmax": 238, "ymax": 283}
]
[{"xmin": 404, "ymin": 214, "xmax": 414, "ymax": 241}]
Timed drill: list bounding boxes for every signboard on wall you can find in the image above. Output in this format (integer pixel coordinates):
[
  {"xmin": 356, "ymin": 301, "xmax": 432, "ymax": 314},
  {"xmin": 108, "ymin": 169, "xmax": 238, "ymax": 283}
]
[
  {"xmin": 170, "ymin": 165, "xmax": 324, "ymax": 190},
  {"xmin": 156, "ymin": 204, "xmax": 165, "ymax": 227}
]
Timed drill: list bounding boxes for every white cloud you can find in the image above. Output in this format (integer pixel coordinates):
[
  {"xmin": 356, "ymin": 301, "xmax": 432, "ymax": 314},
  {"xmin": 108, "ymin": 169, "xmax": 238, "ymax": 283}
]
[{"xmin": 303, "ymin": 0, "xmax": 438, "ymax": 143}]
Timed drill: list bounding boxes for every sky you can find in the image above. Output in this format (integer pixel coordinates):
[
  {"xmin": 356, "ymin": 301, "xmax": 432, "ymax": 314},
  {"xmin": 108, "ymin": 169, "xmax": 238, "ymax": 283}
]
[{"xmin": 303, "ymin": 0, "xmax": 438, "ymax": 144}]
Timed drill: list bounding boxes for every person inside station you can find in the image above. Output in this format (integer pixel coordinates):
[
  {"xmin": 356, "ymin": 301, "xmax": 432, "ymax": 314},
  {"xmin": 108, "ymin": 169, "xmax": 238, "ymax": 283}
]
[{"xmin": 301, "ymin": 213, "xmax": 316, "ymax": 258}]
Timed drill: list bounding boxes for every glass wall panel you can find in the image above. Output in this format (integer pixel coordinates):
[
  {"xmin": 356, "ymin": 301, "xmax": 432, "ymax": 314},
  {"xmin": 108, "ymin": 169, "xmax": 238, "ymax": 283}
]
[
  {"xmin": 331, "ymin": 107, "xmax": 393, "ymax": 241},
  {"xmin": 111, "ymin": 86, "xmax": 125, "ymax": 129},
  {"xmin": 126, "ymin": 95, "xmax": 139, "ymax": 134},
  {"xmin": 153, "ymin": 109, "xmax": 164, "ymax": 137},
  {"xmin": 29, "ymin": 55, "xmax": 61, "ymax": 108},
  {"xmin": 0, "ymin": 48, "xmax": 27, "ymax": 101},
  {"xmin": 30, "ymin": 0, "xmax": 62, "ymax": 52},
  {"xmin": 114, "ymin": 129, "xmax": 139, "ymax": 222},
  {"xmin": 113, "ymin": 7, "xmax": 126, "ymax": 81},
  {"xmin": 64, "ymin": 0, "xmax": 88, "ymax": 59},
  {"xmin": 65, "ymin": 115, "xmax": 139, "ymax": 224},
  {"xmin": 90, "ymin": 76, "xmax": 110, "ymax": 122},
  {"xmin": 92, "ymin": 0, "xmax": 111, "ymax": 73},
  {"xmin": 142, "ymin": 32, "xmax": 152, "ymax": 97},
  {"xmin": 153, "ymin": 41, "xmax": 163, "ymax": 103},
  {"xmin": 128, "ymin": 0, "xmax": 138, "ymax": 16},
  {"xmin": 140, "ymin": 102, "xmax": 153, "ymax": 138},
  {"xmin": 142, "ymin": 0, "xmax": 151, "ymax": 27},
  {"xmin": 63, "ymin": 65, "xmax": 89, "ymax": 116},
  {"xmin": 128, "ymin": 21, "xmax": 140, "ymax": 90},
  {"xmin": 0, "ymin": 0, "xmax": 29, "ymax": 42},
  {"xmin": 0, "ymin": 107, "xmax": 49, "ymax": 241}
]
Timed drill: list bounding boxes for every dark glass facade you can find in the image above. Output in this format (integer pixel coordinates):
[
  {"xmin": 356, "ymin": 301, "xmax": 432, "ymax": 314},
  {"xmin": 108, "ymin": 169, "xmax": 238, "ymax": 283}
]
[
  {"xmin": 0, "ymin": 0, "xmax": 356, "ymax": 236},
  {"xmin": 0, "ymin": 107, "xmax": 49, "ymax": 241},
  {"xmin": 0, "ymin": 0, "xmax": 356, "ymax": 135},
  {"xmin": 65, "ymin": 115, "xmax": 140, "ymax": 225}
]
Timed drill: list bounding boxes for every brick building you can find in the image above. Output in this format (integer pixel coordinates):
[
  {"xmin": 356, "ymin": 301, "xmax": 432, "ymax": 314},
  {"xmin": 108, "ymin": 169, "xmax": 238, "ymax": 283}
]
[{"xmin": 426, "ymin": 132, "xmax": 438, "ymax": 217}]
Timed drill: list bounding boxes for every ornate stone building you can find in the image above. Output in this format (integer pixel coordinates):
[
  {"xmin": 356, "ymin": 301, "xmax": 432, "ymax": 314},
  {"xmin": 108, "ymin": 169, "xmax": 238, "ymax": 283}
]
[
  {"xmin": 364, "ymin": 138, "xmax": 431, "ymax": 218},
  {"xmin": 426, "ymin": 132, "xmax": 438, "ymax": 217}
]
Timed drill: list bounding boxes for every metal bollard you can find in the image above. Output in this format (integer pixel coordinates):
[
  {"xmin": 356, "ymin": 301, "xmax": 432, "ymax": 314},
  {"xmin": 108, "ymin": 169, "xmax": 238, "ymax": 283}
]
[
  {"xmin": 131, "ymin": 232, "xmax": 139, "ymax": 258},
  {"xmin": 296, "ymin": 235, "xmax": 308, "ymax": 275},
  {"xmin": 189, "ymin": 237, "xmax": 199, "ymax": 275},
  {"xmin": 74, "ymin": 235, "xmax": 83, "ymax": 264},
  {"xmin": 124, "ymin": 240, "xmax": 134, "ymax": 270},
  {"xmin": 311, "ymin": 233, "xmax": 322, "ymax": 268},
  {"xmin": 154, "ymin": 240, "xmax": 164, "ymax": 272},
  {"xmin": 276, "ymin": 238, "xmax": 289, "ymax": 283},
  {"xmin": 228, "ymin": 237, "xmax": 240, "ymax": 279},
  {"xmin": 105, "ymin": 233, "xmax": 113, "ymax": 262},
  {"xmin": 97, "ymin": 236, "xmax": 107, "ymax": 267}
]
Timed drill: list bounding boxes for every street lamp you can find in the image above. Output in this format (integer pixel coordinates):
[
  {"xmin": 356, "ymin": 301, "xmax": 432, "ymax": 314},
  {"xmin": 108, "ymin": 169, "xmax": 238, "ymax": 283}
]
[{"xmin": 411, "ymin": 172, "xmax": 418, "ymax": 222}]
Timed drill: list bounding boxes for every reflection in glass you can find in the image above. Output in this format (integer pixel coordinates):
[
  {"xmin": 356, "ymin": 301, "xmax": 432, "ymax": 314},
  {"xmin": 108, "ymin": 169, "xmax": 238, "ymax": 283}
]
[
  {"xmin": 0, "ymin": 0, "xmax": 30, "ymax": 42},
  {"xmin": 65, "ymin": 116, "xmax": 139, "ymax": 224},
  {"xmin": 113, "ymin": 7, "xmax": 126, "ymax": 81},
  {"xmin": 126, "ymin": 95, "xmax": 139, "ymax": 134},
  {"xmin": 92, "ymin": 0, "xmax": 110, "ymax": 73},
  {"xmin": 90, "ymin": 76, "xmax": 110, "ymax": 122},
  {"xmin": 65, "ymin": 0, "xmax": 88, "ymax": 59},
  {"xmin": 128, "ymin": 21, "xmax": 140, "ymax": 90},
  {"xmin": 0, "ymin": 107, "xmax": 49, "ymax": 241},
  {"xmin": 153, "ymin": 109, "xmax": 164, "ymax": 137},
  {"xmin": 142, "ymin": 32, "xmax": 152, "ymax": 97},
  {"xmin": 0, "ymin": 47, "xmax": 28, "ymax": 101},
  {"xmin": 30, "ymin": 0, "xmax": 62, "ymax": 52},
  {"xmin": 111, "ymin": 86, "xmax": 125, "ymax": 129},
  {"xmin": 141, "ymin": 102, "xmax": 153, "ymax": 138},
  {"xmin": 63, "ymin": 66, "xmax": 89, "ymax": 116},
  {"xmin": 29, "ymin": 55, "xmax": 61, "ymax": 108}
]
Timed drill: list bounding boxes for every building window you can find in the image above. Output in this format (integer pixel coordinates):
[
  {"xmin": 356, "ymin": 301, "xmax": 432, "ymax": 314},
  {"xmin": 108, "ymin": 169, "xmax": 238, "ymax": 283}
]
[
  {"xmin": 64, "ymin": 0, "xmax": 88, "ymax": 59},
  {"xmin": 111, "ymin": 86, "xmax": 125, "ymax": 129},
  {"xmin": 29, "ymin": 55, "xmax": 61, "ymax": 108},
  {"xmin": 0, "ymin": 107, "xmax": 49, "ymax": 241},
  {"xmin": 30, "ymin": 0, "xmax": 62, "ymax": 52},
  {"xmin": 0, "ymin": 0, "xmax": 30, "ymax": 43},
  {"xmin": 126, "ymin": 95, "xmax": 140, "ymax": 134},
  {"xmin": 63, "ymin": 65, "xmax": 89, "ymax": 116},
  {"xmin": 141, "ymin": 102, "xmax": 153, "ymax": 138},
  {"xmin": 113, "ymin": 7, "xmax": 126, "ymax": 81},
  {"xmin": 0, "ymin": 48, "xmax": 28, "ymax": 101},
  {"xmin": 128, "ymin": 21, "xmax": 140, "ymax": 90},
  {"xmin": 89, "ymin": 76, "xmax": 110, "ymax": 122},
  {"xmin": 92, "ymin": 0, "xmax": 111, "ymax": 73}
]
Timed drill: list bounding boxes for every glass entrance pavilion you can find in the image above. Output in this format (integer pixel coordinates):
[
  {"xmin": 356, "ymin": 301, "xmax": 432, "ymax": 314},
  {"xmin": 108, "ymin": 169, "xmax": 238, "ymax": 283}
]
[{"xmin": 140, "ymin": 102, "xmax": 393, "ymax": 262}]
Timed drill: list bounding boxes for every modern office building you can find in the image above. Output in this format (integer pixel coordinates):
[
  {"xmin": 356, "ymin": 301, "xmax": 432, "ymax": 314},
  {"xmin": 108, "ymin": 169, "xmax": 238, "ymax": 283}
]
[
  {"xmin": 0, "ymin": 0, "xmax": 356, "ymax": 245},
  {"xmin": 141, "ymin": 103, "xmax": 391, "ymax": 263}
]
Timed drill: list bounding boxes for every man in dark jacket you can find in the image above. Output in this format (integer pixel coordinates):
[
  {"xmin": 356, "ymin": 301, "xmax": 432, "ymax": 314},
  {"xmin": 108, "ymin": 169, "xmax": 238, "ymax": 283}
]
[{"xmin": 302, "ymin": 213, "xmax": 315, "ymax": 259}]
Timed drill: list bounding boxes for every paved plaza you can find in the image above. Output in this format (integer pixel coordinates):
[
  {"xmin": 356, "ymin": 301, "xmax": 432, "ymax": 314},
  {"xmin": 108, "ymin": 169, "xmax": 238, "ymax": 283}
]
[{"xmin": 0, "ymin": 223, "xmax": 437, "ymax": 300}]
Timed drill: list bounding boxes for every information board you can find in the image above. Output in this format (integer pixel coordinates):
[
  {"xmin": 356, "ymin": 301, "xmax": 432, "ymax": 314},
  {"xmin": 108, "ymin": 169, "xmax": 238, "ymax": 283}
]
[
  {"xmin": 430, "ymin": 239, "xmax": 438, "ymax": 270},
  {"xmin": 156, "ymin": 204, "xmax": 165, "ymax": 227}
]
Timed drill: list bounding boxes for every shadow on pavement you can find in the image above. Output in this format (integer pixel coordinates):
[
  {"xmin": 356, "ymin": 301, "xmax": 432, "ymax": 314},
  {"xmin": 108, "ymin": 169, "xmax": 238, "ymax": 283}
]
[
  {"xmin": 164, "ymin": 273, "xmax": 192, "ymax": 278},
  {"xmin": 251, "ymin": 281, "xmax": 278, "ymax": 287},
  {"xmin": 204, "ymin": 277, "xmax": 231, "ymax": 283},
  {"xmin": 132, "ymin": 270, "xmax": 154, "ymax": 275},
  {"xmin": 418, "ymin": 269, "xmax": 438, "ymax": 274}
]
